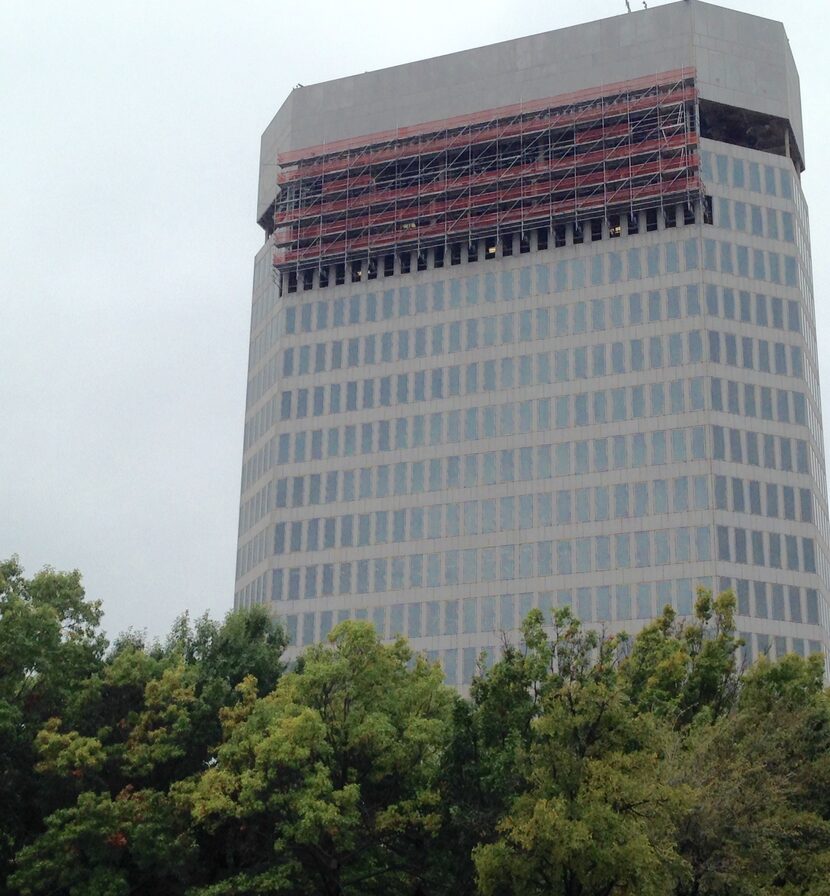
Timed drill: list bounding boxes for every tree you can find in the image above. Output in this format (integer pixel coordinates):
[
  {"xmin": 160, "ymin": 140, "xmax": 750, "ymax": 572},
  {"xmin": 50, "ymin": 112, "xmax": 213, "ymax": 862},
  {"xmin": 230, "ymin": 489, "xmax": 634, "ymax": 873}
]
[
  {"xmin": 620, "ymin": 589, "xmax": 742, "ymax": 727},
  {"xmin": 6, "ymin": 568, "xmax": 830, "ymax": 896},
  {"xmin": 179, "ymin": 621, "xmax": 455, "ymax": 896},
  {"xmin": 673, "ymin": 652, "xmax": 830, "ymax": 896},
  {"xmin": 439, "ymin": 612, "xmax": 561, "ymax": 895},
  {"xmin": 0, "ymin": 557, "xmax": 106, "ymax": 895},
  {"xmin": 472, "ymin": 608, "xmax": 688, "ymax": 896},
  {"xmin": 8, "ymin": 604, "xmax": 287, "ymax": 896}
]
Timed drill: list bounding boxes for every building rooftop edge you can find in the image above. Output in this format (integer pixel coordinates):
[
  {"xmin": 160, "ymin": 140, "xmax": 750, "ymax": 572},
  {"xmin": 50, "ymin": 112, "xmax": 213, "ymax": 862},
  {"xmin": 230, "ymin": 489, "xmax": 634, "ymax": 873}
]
[{"xmin": 257, "ymin": 0, "xmax": 803, "ymax": 223}]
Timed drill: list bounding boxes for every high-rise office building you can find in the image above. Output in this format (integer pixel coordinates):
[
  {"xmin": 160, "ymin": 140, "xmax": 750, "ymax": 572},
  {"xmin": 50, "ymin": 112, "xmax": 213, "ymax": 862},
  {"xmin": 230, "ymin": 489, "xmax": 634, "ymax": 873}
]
[{"xmin": 236, "ymin": 0, "xmax": 830, "ymax": 682}]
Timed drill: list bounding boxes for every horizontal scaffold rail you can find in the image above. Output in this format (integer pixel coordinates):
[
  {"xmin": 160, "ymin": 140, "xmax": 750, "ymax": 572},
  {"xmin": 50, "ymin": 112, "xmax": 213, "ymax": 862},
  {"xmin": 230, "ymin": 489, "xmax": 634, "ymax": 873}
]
[
  {"xmin": 274, "ymin": 137, "xmax": 697, "ymax": 235},
  {"xmin": 275, "ymin": 173, "xmax": 699, "ymax": 266},
  {"xmin": 271, "ymin": 68, "xmax": 701, "ymax": 273}
]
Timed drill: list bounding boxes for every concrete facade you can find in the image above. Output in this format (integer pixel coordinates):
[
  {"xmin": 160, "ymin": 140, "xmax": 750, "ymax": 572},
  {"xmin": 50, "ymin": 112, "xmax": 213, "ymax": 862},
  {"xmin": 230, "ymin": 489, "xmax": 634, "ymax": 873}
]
[
  {"xmin": 237, "ymin": 1, "xmax": 829, "ymax": 682},
  {"xmin": 257, "ymin": 1, "xmax": 803, "ymax": 226}
]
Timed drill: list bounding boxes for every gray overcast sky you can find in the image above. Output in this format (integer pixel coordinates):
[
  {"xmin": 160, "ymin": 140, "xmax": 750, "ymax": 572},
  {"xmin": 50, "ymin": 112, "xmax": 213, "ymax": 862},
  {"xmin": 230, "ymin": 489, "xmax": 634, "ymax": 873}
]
[{"xmin": 2, "ymin": 0, "xmax": 829, "ymax": 642}]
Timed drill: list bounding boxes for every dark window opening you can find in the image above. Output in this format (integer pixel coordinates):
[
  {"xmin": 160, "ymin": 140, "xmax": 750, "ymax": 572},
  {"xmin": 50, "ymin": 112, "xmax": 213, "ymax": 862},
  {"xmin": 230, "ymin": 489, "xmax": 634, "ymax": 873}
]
[
  {"xmin": 537, "ymin": 227, "xmax": 548, "ymax": 250},
  {"xmin": 417, "ymin": 250, "xmax": 428, "ymax": 271},
  {"xmin": 467, "ymin": 241, "xmax": 478, "ymax": 263},
  {"xmin": 303, "ymin": 269, "xmax": 314, "ymax": 290},
  {"xmin": 646, "ymin": 209, "xmax": 658, "ymax": 232},
  {"xmin": 383, "ymin": 254, "xmax": 394, "ymax": 277},
  {"xmin": 554, "ymin": 224, "xmax": 567, "ymax": 247},
  {"xmin": 573, "ymin": 222, "xmax": 584, "ymax": 245},
  {"xmin": 626, "ymin": 213, "xmax": 639, "ymax": 235},
  {"xmin": 590, "ymin": 218, "xmax": 603, "ymax": 241},
  {"xmin": 335, "ymin": 263, "xmax": 345, "ymax": 285},
  {"xmin": 287, "ymin": 270, "xmax": 297, "ymax": 293},
  {"xmin": 319, "ymin": 266, "xmax": 329, "ymax": 288},
  {"xmin": 260, "ymin": 199, "xmax": 277, "ymax": 237},
  {"xmin": 519, "ymin": 233, "xmax": 530, "ymax": 254},
  {"xmin": 400, "ymin": 252, "xmax": 411, "ymax": 274},
  {"xmin": 699, "ymin": 98, "xmax": 803, "ymax": 172},
  {"xmin": 608, "ymin": 214, "xmax": 621, "ymax": 238},
  {"xmin": 684, "ymin": 203, "xmax": 696, "ymax": 225},
  {"xmin": 703, "ymin": 196, "xmax": 714, "ymax": 225},
  {"xmin": 485, "ymin": 236, "xmax": 497, "ymax": 259},
  {"xmin": 367, "ymin": 258, "xmax": 377, "ymax": 280},
  {"xmin": 502, "ymin": 235, "xmax": 513, "ymax": 256},
  {"xmin": 434, "ymin": 245, "xmax": 445, "ymax": 268},
  {"xmin": 664, "ymin": 206, "xmax": 676, "ymax": 229},
  {"xmin": 450, "ymin": 243, "xmax": 461, "ymax": 265},
  {"xmin": 351, "ymin": 260, "xmax": 362, "ymax": 283}
]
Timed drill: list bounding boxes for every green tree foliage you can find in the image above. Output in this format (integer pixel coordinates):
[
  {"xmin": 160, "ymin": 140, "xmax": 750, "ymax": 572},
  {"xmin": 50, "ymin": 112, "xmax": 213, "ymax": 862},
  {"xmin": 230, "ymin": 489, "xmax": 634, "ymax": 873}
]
[
  {"xmin": 179, "ymin": 621, "xmax": 455, "ymax": 895},
  {"xmin": 620, "ymin": 589, "xmax": 742, "ymax": 726},
  {"xmin": 0, "ymin": 557, "xmax": 106, "ymax": 894},
  {"xmin": 3, "ymin": 561, "xmax": 830, "ymax": 896},
  {"xmin": 3, "ymin": 557, "xmax": 287, "ymax": 896},
  {"xmin": 471, "ymin": 609, "xmax": 688, "ymax": 896},
  {"xmin": 674, "ymin": 652, "xmax": 830, "ymax": 896}
]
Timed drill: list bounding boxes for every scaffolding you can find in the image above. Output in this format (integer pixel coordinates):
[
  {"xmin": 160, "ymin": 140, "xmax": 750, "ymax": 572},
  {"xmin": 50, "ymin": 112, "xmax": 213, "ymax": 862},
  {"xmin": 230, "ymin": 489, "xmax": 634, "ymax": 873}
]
[{"xmin": 271, "ymin": 68, "xmax": 701, "ymax": 275}]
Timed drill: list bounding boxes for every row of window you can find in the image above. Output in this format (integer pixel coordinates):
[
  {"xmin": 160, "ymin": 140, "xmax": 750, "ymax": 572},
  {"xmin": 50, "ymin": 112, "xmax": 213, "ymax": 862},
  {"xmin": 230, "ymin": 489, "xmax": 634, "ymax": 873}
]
[
  {"xmin": 708, "ymin": 330, "xmax": 802, "ymax": 377},
  {"xmin": 276, "ymin": 239, "xmax": 795, "ymax": 352},
  {"xmin": 719, "ymin": 577, "xmax": 821, "ymax": 627},
  {"xmin": 714, "ymin": 476, "xmax": 813, "ymax": 524},
  {"xmin": 711, "ymin": 425, "xmax": 811, "ymax": 473},
  {"xmin": 246, "ymin": 280, "xmax": 808, "ymax": 411},
  {"xmin": 713, "ymin": 195, "xmax": 795, "ymax": 242},
  {"xmin": 273, "ymin": 428, "xmax": 705, "ymax": 506},
  {"xmin": 240, "ymin": 423, "xmax": 709, "ymax": 537},
  {"xmin": 273, "ymin": 476, "xmax": 711, "ymax": 556},
  {"xmin": 701, "ymin": 238, "xmax": 798, "ymax": 288},
  {"xmin": 244, "ymin": 302, "xmax": 804, "ymax": 462},
  {"xmin": 274, "ymin": 356, "xmax": 710, "ymax": 433},
  {"xmin": 255, "ymin": 342, "xmax": 816, "ymax": 457},
  {"xmin": 248, "ymin": 373, "xmax": 816, "ymax": 503},
  {"xmin": 254, "ymin": 379, "xmax": 711, "ymax": 482},
  {"xmin": 280, "ymin": 243, "xmax": 703, "ymax": 339},
  {"xmin": 274, "ymin": 347, "xmax": 807, "ymax": 426},
  {"xmin": 276, "ymin": 578, "xmax": 822, "ymax": 656},
  {"xmin": 286, "ymin": 580, "xmax": 715, "ymax": 645},
  {"xmin": 277, "ymin": 280, "xmax": 802, "ymax": 354},
  {"xmin": 704, "ymin": 284, "xmax": 801, "ymax": 332},
  {"xmin": 240, "ymin": 418, "xmax": 816, "ymax": 542},
  {"xmin": 701, "ymin": 150, "xmax": 793, "ymax": 199},
  {"xmin": 266, "ymin": 327, "xmax": 805, "ymax": 450},
  {"xmin": 271, "ymin": 525, "xmax": 715, "ymax": 602},
  {"xmin": 277, "ymin": 239, "xmax": 798, "ymax": 346},
  {"xmin": 710, "ymin": 376, "xmax": 808, "ymax": 426},
  {"xmin": 716, "ymin": 526, "xmax": 817, "ymax": 573},
  {"xmin": 267, "ymin": 476, "xmax": 816, "ymax": 559},
  {"xmin": 241, "ymin": 412, "xmax": 817, "ymax": 543},
  {"xmin": 276, "ymin": 322, "xmax": 802, "ymax": 391}
]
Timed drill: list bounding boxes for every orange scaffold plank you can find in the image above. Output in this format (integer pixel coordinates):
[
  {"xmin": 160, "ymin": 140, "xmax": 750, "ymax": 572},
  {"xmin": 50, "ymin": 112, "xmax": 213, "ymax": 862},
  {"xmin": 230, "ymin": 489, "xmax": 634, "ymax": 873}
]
[
  {"xmin": 271, "ymin": 67, "xmax": 700, "ymax": 272},
  {"xmin": 274, "ymin": 154, "xmax": 698, "ymax": 247},
  {"xmin": 276, "ymin": 133, "xmax": 697, "ymax": 226},
  {"xmin": 273, "ymin": 172, "xmax": 700, "ymax": 265}
]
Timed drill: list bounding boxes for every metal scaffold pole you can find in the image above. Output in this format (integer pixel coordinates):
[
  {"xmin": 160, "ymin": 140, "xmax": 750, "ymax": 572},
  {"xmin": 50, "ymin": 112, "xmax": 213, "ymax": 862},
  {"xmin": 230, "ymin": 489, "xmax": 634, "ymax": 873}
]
[{"xmin": 271, "ymin": 69, "xmax": 702, "ymax": 283}]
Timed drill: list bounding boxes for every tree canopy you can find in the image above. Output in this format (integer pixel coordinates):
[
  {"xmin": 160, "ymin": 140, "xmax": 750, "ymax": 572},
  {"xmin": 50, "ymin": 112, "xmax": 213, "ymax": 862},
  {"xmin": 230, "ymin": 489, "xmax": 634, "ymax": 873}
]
[{"xmin": 2, "ymin": 557, "xmax": 829, "ymax": 896}]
